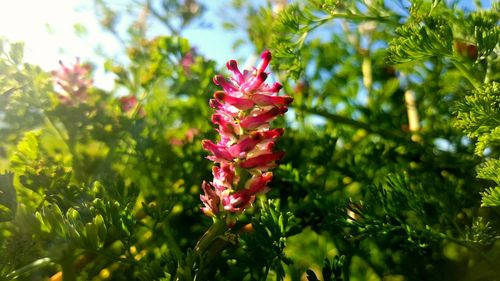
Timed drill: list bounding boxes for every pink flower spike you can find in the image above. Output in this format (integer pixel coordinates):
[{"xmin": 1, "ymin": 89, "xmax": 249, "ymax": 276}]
[
  {"xmin": 240, "ymin": 107, "xmax": 288, "ymax": 130},
  {"xmin": 52, "ymin": 58, "xmax": 92, "ymax": 105},
  {"xmin": 251, "ymin": 94, "xmax": 293, "ymax": 107},
  {"xmin": 239, "ymin": 151, "xmax": 285, "ymax": 169},
  {"xmin": 200, "ymin": 50, "xmax": 291, "ymax": 218},
  {"xmin": 181, "ymin": 48, "xmax": 196, "ymax": 74},
  {"xmin": 214, "ymin": 91, "xmax": 254, "ymax": 110}
]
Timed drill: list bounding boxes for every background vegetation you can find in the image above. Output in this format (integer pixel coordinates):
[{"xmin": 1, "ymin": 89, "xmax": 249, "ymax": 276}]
[{"xmin": 0, "ymin": 0, "xmax": 499, "ymax": 280}]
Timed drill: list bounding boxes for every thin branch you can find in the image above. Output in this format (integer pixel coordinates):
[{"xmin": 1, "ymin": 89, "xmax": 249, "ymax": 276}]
[
  {"xmin": 145, "ymin": 0, "xmax": 180, "ymax": 36},
  {"xmin": 294, "ymin": 105, "xmax": 411, "ymax": 143}
]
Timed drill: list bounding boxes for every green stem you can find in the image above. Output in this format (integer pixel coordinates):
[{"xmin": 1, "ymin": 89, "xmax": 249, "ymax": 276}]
[
  {"xmin": 176, "ymin": 219, "xmax": 228, "ymax": 281},
  {"xmin": 194, "ymin": 219, "xmax": 228, "ymax": 255},
  {"xmin": 61, "ymin": 251, "xmax": 76, "ymax": 281},
  {"xmin": 296, "ymin": 12, "xmax": 397, "ymax": 49},
  {"xmin": 484, "ymin": 55, "xmax": 492, "ymax": 84},
  {"xmin": 342, "ymin": 254, "xmax": 352, "ymax": 281},
  {"xmin": 325, "ymin": 13, "xmax": 398, "ymax": 25},
  {"xmin": 162, "ymin": 221, "xmax": 183, "ymax": 261}
]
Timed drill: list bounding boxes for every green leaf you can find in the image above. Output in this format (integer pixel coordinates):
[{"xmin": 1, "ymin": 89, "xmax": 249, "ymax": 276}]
[
  {"xmin": 382, "ymin": 78, "xmax": 400, "ymax": 97},
  {"xmin": 306, "ymin": 269, "xmax": 320, "ymax": 281},
  {"xmin": 93, "ymin": 214, "xmax": 107, "ymax": 249},
  {"xmin": 73, "ymin": 23, "xmax": 88, "ymax": 37},
  {"xmin": 0, "ymin": 173, "xmax": 16, "ymax": 222},
  {"xmin": 10, "ymin": 130, "xmax": 41, "ymax": 172},
  {"xmin": 222, "ymin": 22, "xmax": 236, "ymax": 30},
  {"xmin": 40, "ymin": 204, "xmax": 66, "ymax": 236},
  {"xmin": 387, "ymin": 16, "xmax": 453, "ymax": 64},
  {"xmin": 9, "ymin": 42, "xmax": 24, "ymax": 64},
  {"xmin": 481, "ymin": 186, "xmax": 500, "ymax": 207},
  {"xmin": 464, "ymin": 217, "xmax": 499, "ymax": 245},
  {"xmin": 477, "ymin": 159, "xmax": 500, "ymax": 184}
]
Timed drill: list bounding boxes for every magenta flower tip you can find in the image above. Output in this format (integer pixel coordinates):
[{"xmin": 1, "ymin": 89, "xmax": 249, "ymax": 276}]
[
  {"xmin": 226, "ymin": 60, "xmax": 238, "ymax": 70},
  {"xmin": 256, "ymin": 50, "xmax": 272, "ymax": 74},
  {"xmin": 213, "ymin": 75, "xmax": 225, "ymax": 85},
  {"xmin": 261, "ymin": 50, "xmax": 272, "ymax": 61}
]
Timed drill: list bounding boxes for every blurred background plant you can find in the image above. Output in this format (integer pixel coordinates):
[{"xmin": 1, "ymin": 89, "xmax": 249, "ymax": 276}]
[{"xmin": 0, "ymin": 0, "xmax": 499, "ymax": 280}]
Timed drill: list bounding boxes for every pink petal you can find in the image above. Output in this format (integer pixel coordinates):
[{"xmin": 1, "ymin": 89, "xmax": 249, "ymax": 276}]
[
  {"xmin": 251, "ymin": 94, "xmax": 293, "ymax": 107},
  {"xmin": 246, "ymin": 172, "xmax": 273, "ymax": 193},
  {"xmin": 265, "ymin": 82, "xmax": 283, "ymax": 93},
  {"xmin": 240, "ymin": 107, "xmax": 288, "ymax": 130},
  {"xmin": 226, "ymin": 60, "xmax": 244, "ymax": 84},
  {"xmin": 241, "ymin": 72, "xmax": 268, "ymax": 93},
  {"xmin": 212, "ymin": 114, "xmax": 239, "ymax": 136},
  {"xmin": 213, "ymin": 75, "xmax": 237, "ymax": 93},
  {"xmin": 239, "ymin": 151, "xmax": 285, "ymax": 169},
  {"xmin": 210, "ymin": 99, "xmax": 239, "ymax": 116},
  {"xmin": 222, "ymin": 192, "xmax": 255, "ymax": 213},
  {"xmin": 212, "ymin": 163, "xmax": 236, "ymax": 191},
  {"xmin": 202, "ymin": 140, "xmax": 234, "ymax": 162},
  {"xmin": 200, "ymin": 181, "xmax": 219, "ymax": 216},
  {"xmin": 261, "ymin": 128, "xmax": 284, "ymax": 139},
  {"xmin": 227, "ymin": 132, "xmax": 264, "ymax": 157},
  {"xmin": 214, "ymin": 91, "xmax": 254, "ymax": 110}
]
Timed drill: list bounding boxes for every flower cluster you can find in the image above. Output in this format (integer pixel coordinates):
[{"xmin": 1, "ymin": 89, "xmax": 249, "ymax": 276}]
[
  {"xmin": 200, "ymin": 51, "xmax": 292, "ymax": 218},
  {"xmin": 52, "ymin": 58, "xmax": 92, "ymax": 105}
]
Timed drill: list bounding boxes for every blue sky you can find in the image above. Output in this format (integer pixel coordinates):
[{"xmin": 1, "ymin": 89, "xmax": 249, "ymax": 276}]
[
  {"xmin": 0, "ymin": 0, "xmax": 491, "ymax": 90},
  {"xmin": 0, "ymin": 0, "xmax": 253, "ymax": 89}
]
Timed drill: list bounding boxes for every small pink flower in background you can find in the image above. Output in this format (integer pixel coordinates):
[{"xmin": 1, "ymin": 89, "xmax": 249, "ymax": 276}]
[
  {"xmin": 170, "ymin": 128, "xmax": 200, "ymax": 146},
  {"xmin": 201, "ymin": 50, "xmax": 292, "ymax": 219},
  {"xmin": 181, "ymin": 48, "xmax": 197, "ymax": 74},
  {"xmin": 52, "ymin": 58, "xmax": 92, "ymax": 105},
  {"xmin": 119, "ymin": 95, "xmax": 146, "ymax": 117},
  {"xmin": 185, "ymin": 128, "xmax": 200, "ymax": 143},
  {"xmin": 120, "ymin": 96, "xmax": 138, "ymax": 112}
]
